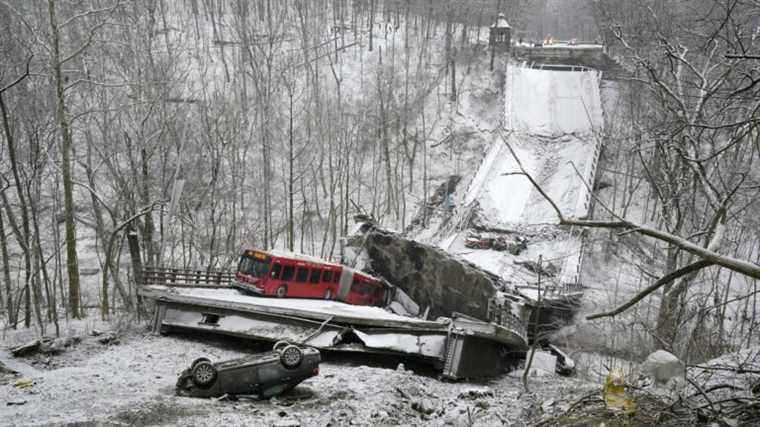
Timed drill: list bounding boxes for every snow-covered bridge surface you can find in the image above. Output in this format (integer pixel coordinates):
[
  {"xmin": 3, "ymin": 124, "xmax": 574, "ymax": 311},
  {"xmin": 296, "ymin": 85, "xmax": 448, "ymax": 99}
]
[
  {"xmin": 465, "ymin": 64, "xmax": 603, "ymax": 225},
  {"xmin": 144, "ymin": 286, "xmax": 443, "ymax": 327},
  {"xmin": 142, "ymin": 285, "xmax": 528, "ymax": 379},
  {"xmin": 452, "ymin": 63, "xmax": 604, "ymax": 290}
]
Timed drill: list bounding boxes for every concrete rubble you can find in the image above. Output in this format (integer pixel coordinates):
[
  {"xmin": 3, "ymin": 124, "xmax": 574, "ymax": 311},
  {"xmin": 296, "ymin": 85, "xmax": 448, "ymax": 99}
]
[{"xmin": 346, "ymin": 227, "xmax": 509, "ymax": 322}]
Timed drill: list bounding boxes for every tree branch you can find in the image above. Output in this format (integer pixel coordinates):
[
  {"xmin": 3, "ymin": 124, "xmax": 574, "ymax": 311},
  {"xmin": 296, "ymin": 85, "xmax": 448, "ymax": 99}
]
[
  {"xmin": 501, "ymin": 141, "xmax": 760, "ymax": 281},
  {"xmin": 0, "ymin": 55, "xmax": 32, "ymax": 94},
  {"xmin": 586, "ymin": 260, "xmax": 714, "ymax": 320}
]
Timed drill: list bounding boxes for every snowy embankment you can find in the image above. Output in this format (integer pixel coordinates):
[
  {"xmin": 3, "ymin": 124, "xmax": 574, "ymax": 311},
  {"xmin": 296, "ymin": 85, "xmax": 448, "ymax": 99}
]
[
  {"xmin": 445, "ymin": 64, "xmax": 603, "ymax": 289},
  {"xmin": 0, "ymin": 327, "xmax": 594, "ymax": 426}
]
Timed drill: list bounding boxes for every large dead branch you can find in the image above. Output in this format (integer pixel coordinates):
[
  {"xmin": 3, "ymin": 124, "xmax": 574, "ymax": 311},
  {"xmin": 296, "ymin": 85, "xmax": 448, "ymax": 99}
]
[
  {"xmin": 586, "ymin": 260, "xmax": 715, "ymax": 320},
  {"xmin": 497, "ymin": 132, "xmax": 760, "ymax": 321}
]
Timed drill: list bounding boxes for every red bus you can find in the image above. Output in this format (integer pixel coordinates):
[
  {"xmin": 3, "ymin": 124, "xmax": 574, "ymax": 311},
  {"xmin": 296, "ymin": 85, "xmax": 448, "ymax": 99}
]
[{"xmin": 233, "ymin": 249, "xmax": 391, "ymax": 306}]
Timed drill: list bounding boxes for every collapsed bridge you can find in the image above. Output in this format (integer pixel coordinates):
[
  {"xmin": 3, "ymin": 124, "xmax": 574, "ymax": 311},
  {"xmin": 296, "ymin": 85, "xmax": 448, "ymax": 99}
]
[
  {"xmin": 139, "ymin": 54, "xmax": 608, "ymax": 379},
  {"xmin": 140, "ymin": 268, "xmax": 527, "ymax": 380}
]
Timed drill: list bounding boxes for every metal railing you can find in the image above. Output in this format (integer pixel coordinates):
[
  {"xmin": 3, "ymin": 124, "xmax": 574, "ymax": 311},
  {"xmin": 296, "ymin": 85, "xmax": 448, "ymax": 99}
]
[
  {"xmin": 141, "ymin": 267, "xmax": 234, "ymax": 288},
  {"xmin": 487, "ymin": 299, "xmax": 528, "ymax": 340}
]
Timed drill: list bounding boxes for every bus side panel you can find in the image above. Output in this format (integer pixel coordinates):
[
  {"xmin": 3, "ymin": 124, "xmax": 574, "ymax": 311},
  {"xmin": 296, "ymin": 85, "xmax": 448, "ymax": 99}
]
[
  {"xmin": 322, "ymin": 267, "xmax": 338, "ymax": 298},
  {"xmin": 337, "ymin": 268, "xmax": 354, "ymax": 301},
  {"xmin": 254, "ymin": 257, "xmax": 282, "ymax": 295},
  {"xmin": 265, "ymin": 258, "xmax": 295, "ymax": 297},
  {"xmin": 287, "ymin": 263, "xmax": 308, "ymax": 298},
  {"xmin": 259, "ymin": 258, "xmax": 274, "ymax": 295}
]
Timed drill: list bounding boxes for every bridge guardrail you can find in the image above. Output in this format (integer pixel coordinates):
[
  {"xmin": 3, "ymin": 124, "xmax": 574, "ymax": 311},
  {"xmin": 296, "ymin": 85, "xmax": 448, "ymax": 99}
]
[{"xmin": 142, "ymin": 267, "xmax": 234, "ymax": 288}]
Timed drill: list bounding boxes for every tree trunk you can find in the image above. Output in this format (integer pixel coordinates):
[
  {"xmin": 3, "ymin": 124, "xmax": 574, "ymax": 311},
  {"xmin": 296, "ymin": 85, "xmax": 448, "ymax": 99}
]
[
  {"xmin": 48, "ymin": 0, "xmax": 82, "ymax": 318},
  {"xmin": 127, "ymin": 227, "xmax": 145, "ymax": 317},
  {"xmin": 369, "ymin": 0, "xmax": 375, "ymax": 52},
  {"xmin": 288, "ymin": 85, "xmax": 295, "ymax": 251},
  {"xmin": 0, "ymin": 205, "xmax": 14, "ymax": 326}
]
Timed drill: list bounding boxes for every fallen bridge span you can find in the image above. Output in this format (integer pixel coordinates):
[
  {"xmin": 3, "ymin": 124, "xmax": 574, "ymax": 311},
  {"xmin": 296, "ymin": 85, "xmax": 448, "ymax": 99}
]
[{"xmin": 140, "ymin": 283, "xmax": 528, "ymax": 380}]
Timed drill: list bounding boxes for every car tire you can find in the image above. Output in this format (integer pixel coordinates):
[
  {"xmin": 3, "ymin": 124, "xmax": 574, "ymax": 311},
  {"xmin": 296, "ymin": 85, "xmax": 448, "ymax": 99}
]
[
  {"xmin": 276, "ymin": 285, "xmax": 287, "ymax": 298},
  {"xmin": 191, "ymin": 361, "xmax": 217, "ymax": 388},
  {"xmin": 273, "ymin": 340, "xmax": 289, "ymax": 352},
  {"xmin": 191, "ymin": 357, "xmax": 211, "ymax": 369},
  {"xmin": 324, "ymin": 289, "xmax": 332, "ymax": 300},
  {"xmin": 280, "ymin": 345, "xmax": 303, "ymax": 369}
]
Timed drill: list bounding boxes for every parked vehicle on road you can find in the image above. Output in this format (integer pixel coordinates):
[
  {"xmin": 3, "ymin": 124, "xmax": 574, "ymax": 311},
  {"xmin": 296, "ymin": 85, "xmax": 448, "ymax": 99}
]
[{"xmin": 175, "ymin": 342, "xmax": 321, "ymax": 399}]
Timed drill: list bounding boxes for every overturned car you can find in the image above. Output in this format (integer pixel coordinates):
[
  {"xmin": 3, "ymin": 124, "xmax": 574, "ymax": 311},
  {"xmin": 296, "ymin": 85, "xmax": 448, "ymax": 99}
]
[{"xmin": 176, "ymin": 342, "xmax": 320, "ymax": 399}]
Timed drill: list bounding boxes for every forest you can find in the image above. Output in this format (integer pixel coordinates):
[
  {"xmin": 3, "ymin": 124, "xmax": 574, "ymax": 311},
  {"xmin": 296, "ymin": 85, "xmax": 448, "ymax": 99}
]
[{"xmin": 1, "ymin": 0, "xmax": 760, "ymax": 425}]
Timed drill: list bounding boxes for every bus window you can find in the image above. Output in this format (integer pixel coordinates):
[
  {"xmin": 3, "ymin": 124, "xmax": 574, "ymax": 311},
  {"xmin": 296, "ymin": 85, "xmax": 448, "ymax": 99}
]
[
  {"xmin": 281, "ymin": 265, "xmax": 295, "ymax": 281},
  {"xmin": 353, "ymin": 279, "xmax": 368, "ymax": 295},
  {"xmin": 239, "ymin": 255, "xmax": 269, "ymax": 278},
  {"xmin": 270, "ymin": 263, "xmax": 282, "ymax": 279},
  {"xmin": 333, "ymin": 271, "xmax": 341, "ymax": 283},
  {"xmin": 309, "ymin": 269, "xmax": 321, "ymax": 283},
  {"xmin": 296, "ymin": 267, "xmax": 309, "ymax": 282},
  {"xmin": 322, "ymin": 270, "xmax": 333, "ymax": 283}
]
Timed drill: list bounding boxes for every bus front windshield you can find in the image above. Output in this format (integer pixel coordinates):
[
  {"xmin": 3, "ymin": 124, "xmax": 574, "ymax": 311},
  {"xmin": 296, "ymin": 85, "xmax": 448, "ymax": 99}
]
[{"xmin": 238, "ymin": 255, "xmax": 270, "ymax": 278}]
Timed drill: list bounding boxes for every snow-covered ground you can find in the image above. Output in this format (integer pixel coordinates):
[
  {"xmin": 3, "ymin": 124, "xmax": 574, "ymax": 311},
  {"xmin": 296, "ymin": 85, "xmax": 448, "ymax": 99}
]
[{"xmin": 0, "ymin": 325, "xmax": 595, "ymax": 426}]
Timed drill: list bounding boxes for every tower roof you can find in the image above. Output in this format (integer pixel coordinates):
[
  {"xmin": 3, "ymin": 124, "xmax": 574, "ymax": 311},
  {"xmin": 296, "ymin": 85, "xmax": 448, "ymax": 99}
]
[{"xmin": 493, "ymin": 12, "xmax": 510, "ymax": 29}]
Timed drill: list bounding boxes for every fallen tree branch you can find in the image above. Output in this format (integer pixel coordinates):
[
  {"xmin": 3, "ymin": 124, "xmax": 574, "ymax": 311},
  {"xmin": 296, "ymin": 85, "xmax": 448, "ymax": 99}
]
[
  {"xmin": 586, "ymin": 259, "xmax": 715, "ymax": 320},
  {"xmin": 558, "ymin": 217, "xmax": 760, "ymax": 280},
  {"xmin": 495, "ymin": 126, "xmax": 760, "ymax": 322},
  {"xmin": 497, "ymin": 127, "xmax": 760, "ymax": 280}
]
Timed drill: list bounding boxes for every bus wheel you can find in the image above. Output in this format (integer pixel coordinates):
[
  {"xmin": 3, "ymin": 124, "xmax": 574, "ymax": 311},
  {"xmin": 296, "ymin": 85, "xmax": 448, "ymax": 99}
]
[
  {"xmin": 276, "ymin": 285, "xmax": 287, "ymax": 297},
  {"xmin": 324, "ymin": 289, "xmax": 332, "ymax": 300}
]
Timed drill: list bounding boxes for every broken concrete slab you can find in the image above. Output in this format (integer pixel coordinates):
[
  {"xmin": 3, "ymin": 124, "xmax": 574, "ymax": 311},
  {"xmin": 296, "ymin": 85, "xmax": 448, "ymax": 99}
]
[
  {"xmin": 527, "ymin": 350, "xmax": 557, "ymax": 375},
  {"xmin": 347, "ymin": 228, "xmax": 504, "ymax": 321},
  {"xmin": 548, "ymin": 344, "xmax": 575, "ymax": 375},
  {"xmin": 140, "ymin": 285, "xmax": 528, "ymax": 380}
]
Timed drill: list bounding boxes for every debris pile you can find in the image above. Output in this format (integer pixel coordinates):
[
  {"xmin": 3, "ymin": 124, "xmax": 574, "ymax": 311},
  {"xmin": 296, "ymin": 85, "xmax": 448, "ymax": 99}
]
[
  {"xmin": 408, "ymin": 175, "xmax": 462, "ymax": 229},
  {"xmin": 10, "ymin": 336, "xmax": 81, "ymax": 358},
  {"xmin": 464, "ymin": 233, "xmax": 528, "ymax": 255},
  {"xmin": 514, "ymin": 259, "xmax": 559, "ymax": 278}
]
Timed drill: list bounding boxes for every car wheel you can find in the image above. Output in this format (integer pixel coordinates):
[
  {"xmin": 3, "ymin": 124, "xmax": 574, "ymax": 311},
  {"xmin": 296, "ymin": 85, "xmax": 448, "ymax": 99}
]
[
  {"xmin": 276, "ymin": 285, "xmax": 287, "ymax": 297},
  {"xmin": 280, "ymin": 345, "xmax": 303, "ymax": 369},
  {"xmin": 273, "ymin": 340, "xmax": 289, "ymax": 352},
  {"xmin": 324, "ymin": 289, "xmax": 332, "ymax": 300},
  {"xmin": 191, "ymin": 357, "xmax": 211, "ymax": 369},
  {"xmin": 192, "ymin": 361, "xmax": 217, "ymax": 387}
]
